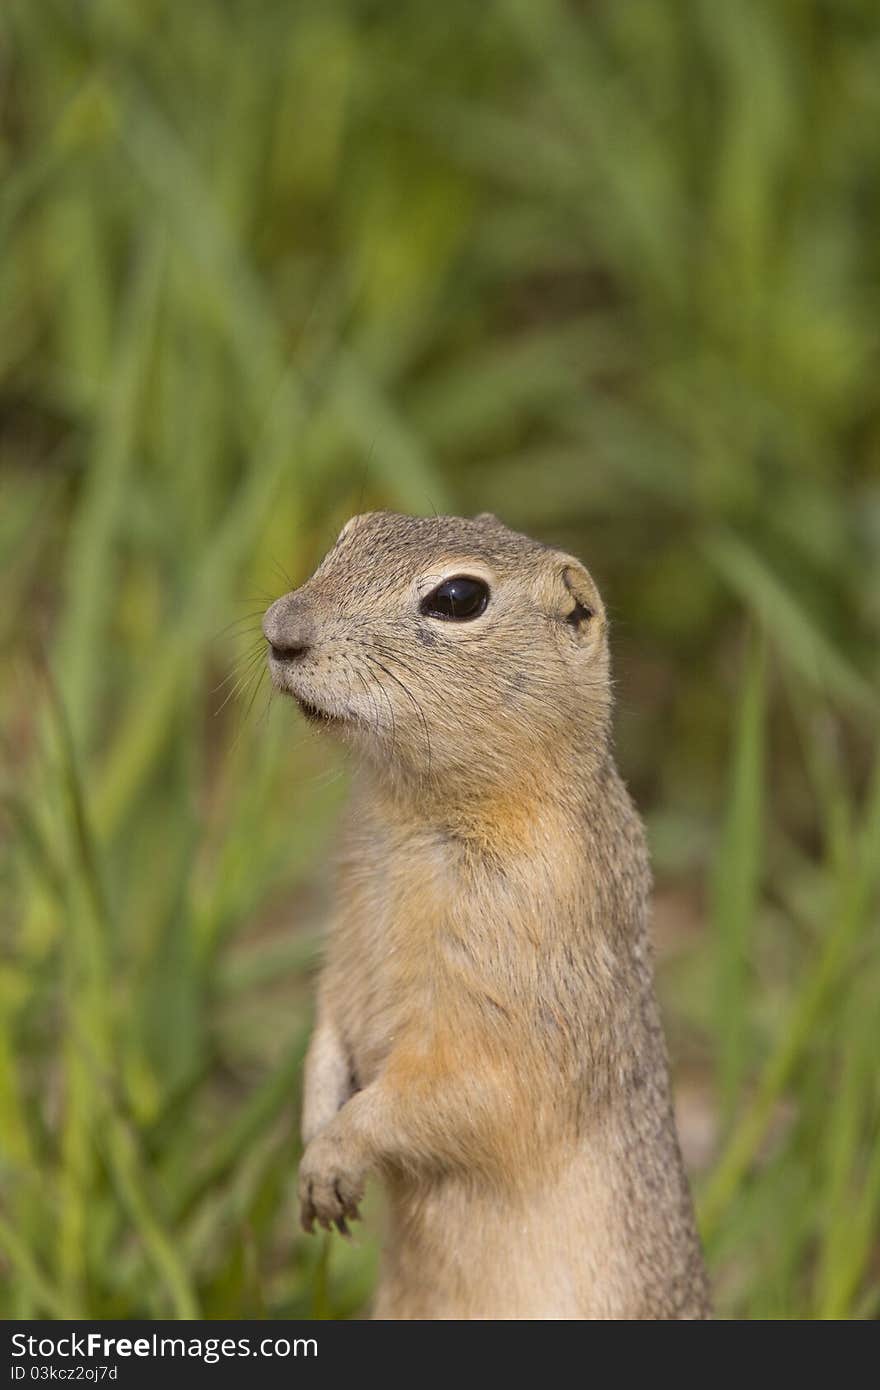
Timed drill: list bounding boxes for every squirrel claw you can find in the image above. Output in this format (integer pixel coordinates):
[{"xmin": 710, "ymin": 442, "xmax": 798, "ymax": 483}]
[{"xmin": 298, "ymin": 1134, "xmax": 366, "ymax": 1237}]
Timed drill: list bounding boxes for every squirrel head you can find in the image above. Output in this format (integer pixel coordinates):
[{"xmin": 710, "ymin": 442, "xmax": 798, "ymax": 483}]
[{"xmin": 263, "ymin": 511, "xmax": 611, "ymax": 796}]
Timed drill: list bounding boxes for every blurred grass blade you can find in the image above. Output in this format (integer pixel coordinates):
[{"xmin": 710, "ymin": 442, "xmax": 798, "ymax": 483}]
[
  {"xmin": 0, "ymin": 1214, "xmax": 77, "ymax": 1319},
  {"xmin": 100, "ymin": 1115, "xmax": 200, "ymax": 1320},
  {"xmin": 60, "ymin": 233, "xmax": 165, "ymax": 751},
  {"xmin": 170, "ymin": 1032, "xmax": 308, "ymax": 1225},
  {"xmin": 91, "ymin": 403, "xmax": 305, "ymax": 839},
  {"xmin": 42, "ymin": 664, "xmax": 113, "ymax": 1306},
  {"xmin": 311, "ymin": 1236, "xmax": 333, "ymax": 1320},
  {"xmin": 700, "ymin": 748, "xmax": 880, "ymax": 1243},
  {"xmin": 815, "ymin": 980, "xmax": 880, "ymax": 1318},
  {"xmin": 712, "ymin": 629, "xmax": 765, "ymax": 1123},
  {"xmin": 706, "ymin": 529, "xmax": 877, "ymax": 715},
  {"xmin": 333, "ymin": 353, "xmax": 450, "ymax": 513}
]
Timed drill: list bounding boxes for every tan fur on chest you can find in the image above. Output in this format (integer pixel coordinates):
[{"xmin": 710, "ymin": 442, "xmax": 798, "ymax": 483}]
[{"xmin": 328, "ymin": 805, "xmax": 569, "ymax": 1089}]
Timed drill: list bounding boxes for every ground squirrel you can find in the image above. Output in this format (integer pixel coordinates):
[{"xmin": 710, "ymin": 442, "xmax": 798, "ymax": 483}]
[{"xmin": 263, "ymin": 510, "xmax": 710, "ymax": 1319}]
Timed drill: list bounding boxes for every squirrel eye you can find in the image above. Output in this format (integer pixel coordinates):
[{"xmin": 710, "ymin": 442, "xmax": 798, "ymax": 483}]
[{"xmin": 420, "ymin": 575, "xmax": 490, "ymax": 622}]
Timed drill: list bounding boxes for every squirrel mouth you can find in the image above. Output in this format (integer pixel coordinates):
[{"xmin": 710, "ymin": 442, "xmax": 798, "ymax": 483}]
[
  {"xmin": 295, "ymin": 696, "xmax": 343, "ymax": 725},
  {"xmin": 266, "ymin": 658, "xmax": 344, "ymax": 725}
]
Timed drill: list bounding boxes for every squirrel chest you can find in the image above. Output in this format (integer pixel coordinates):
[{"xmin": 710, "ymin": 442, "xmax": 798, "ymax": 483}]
[{"xmin": 327, "ymin": 809, "xmax": 583, "ymax": 1093}]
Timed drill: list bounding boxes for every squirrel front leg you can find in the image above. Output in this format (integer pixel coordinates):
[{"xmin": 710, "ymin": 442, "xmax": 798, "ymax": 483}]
[
  {"xmin": 298, "ymin": 1045, "xmax": 519, "ymax": 1235},
  {"xmin": 301, "ymin": 1006, "xmax": 354, "ymax": 1150}
]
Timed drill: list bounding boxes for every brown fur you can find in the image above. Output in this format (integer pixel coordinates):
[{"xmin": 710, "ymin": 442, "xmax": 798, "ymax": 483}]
[{"xmin": 263, "ymin": 511, "xmax": 710, "ymax": 1319}]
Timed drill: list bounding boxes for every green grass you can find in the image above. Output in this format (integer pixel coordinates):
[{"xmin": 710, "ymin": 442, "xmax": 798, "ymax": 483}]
[{"xmin": 1, "ymin": 0, "xmax": 878, "ymax": 1319}]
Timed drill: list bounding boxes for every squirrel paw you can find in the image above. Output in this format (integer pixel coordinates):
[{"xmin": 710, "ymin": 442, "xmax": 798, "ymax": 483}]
[{"xmin": 299, "ymin": 1132, "xmax": 365, "ymax": 1237}]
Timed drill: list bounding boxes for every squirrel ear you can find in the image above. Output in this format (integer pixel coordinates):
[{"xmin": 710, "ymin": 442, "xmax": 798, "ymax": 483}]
[
  {"xmin": 474, "ymin": 511, "xmax": 502, "ymax": 526},
  {"xmin": 558, "ymin": 560, "xmax": 604, "ymax": 647}
]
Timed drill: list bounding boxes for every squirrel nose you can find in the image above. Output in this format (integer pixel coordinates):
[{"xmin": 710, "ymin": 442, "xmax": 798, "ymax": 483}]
[
  {"xmin": 271, "ymin": 637, "xmax": 310, "ymax": 661},
  {"xmin": 263, "ymin": 595, "xmax": 314, "ymax": 661}
]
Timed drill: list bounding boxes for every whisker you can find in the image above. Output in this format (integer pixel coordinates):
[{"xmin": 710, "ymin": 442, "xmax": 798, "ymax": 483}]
[
  {"xmin": 212, "ymin": 640, "xmax": 267, "ymax": 692},
  {"xmin": 366, "ymin": 652, "xmax": 432, "ymax": 783},
  {"xmin": 270, "ymin": 556, "xmax": 296, "ymax": 591},
  {"xmin": 233, "ymin": 591, "xmax": 278, "ymax": 607},
  {"xmin": 255, "ymin": 683, "xmax": 275, "ymax": 730},
  {"xmin": 354, "ymin": 668, "xmax": 385, "ymax": 752},
  {"xmin": 213, "ymin": 647, "xmax": 267, "ymax": 714},
  {"xmin": 212, "ymin": 612, "xmax": 266, "ymax": 641},
  {"xmin": 241, "ymin": 663, "xmax": 268, "ymax": 726}
]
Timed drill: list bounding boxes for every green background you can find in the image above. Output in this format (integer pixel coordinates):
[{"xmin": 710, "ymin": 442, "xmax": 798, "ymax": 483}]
[{"xmin": 1, "ymin": 0, "xmax": 878, "ymax": 1319}]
